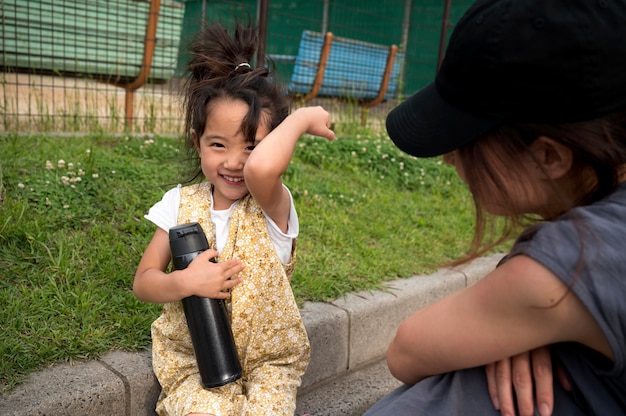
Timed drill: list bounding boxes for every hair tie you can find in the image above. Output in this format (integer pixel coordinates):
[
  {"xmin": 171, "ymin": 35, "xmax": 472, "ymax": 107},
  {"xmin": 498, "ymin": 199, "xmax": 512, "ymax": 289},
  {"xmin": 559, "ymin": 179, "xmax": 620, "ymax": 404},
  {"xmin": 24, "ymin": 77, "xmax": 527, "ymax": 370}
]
[{"xmin": 235, "ymin": 62, "xmax": 251, "ymax": 70}]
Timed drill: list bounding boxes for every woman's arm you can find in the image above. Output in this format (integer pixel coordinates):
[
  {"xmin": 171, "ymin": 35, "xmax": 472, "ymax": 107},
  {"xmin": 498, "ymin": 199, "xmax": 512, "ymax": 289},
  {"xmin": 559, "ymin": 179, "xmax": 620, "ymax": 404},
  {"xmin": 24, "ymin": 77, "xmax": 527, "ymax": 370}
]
[
  {"xmin": 244, "ymin": 106, "xmax": 334, "ymax": 232},
  {"xmin": 386, "ymin": 255, "xmax": 612, "ymax": 385},
  {"xmin": 133, "ymin": 227, "xmax": 244, "ymax": 303}
]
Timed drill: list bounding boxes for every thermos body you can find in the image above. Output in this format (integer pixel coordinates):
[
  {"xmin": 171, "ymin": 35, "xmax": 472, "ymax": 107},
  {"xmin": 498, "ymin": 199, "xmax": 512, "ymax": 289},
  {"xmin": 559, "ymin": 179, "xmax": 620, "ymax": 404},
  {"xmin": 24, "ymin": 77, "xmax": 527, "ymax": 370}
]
[
  {"xmin": 182, "ymin": 295, "xmax": 242, "ymax": 387},
  {"xmin": 168, "ymin": 222, "xmax": 243, "ymax": 388}
]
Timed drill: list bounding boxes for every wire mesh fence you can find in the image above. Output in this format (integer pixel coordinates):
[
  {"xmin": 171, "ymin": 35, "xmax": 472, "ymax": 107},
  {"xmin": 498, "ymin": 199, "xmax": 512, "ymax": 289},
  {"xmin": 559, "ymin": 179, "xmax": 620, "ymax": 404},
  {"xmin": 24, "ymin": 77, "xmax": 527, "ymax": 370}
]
[
  {"xmin": 2, "ymin": 0, "xmax": 184, "ymax": 134},
  {"xmin": 1, "ymin": 0, "xmax": 472, "ymax": 135}
]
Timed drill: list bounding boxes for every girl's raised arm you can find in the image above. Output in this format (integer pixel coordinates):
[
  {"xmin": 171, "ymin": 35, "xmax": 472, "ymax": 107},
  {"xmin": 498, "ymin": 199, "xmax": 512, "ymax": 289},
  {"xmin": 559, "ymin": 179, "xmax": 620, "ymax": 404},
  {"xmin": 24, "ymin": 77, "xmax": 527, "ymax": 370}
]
[{"xmin": 244, "ymin": 106, "xmax": 334, "ymax": 232}]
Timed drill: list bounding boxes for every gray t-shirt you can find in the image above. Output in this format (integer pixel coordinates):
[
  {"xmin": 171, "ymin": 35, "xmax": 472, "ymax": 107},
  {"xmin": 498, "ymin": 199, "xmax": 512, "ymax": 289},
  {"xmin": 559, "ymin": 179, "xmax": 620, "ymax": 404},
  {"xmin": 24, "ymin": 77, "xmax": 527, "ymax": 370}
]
[{"xmin": 365, "ymin": 183, "xmax": 626, "ymax": 415}]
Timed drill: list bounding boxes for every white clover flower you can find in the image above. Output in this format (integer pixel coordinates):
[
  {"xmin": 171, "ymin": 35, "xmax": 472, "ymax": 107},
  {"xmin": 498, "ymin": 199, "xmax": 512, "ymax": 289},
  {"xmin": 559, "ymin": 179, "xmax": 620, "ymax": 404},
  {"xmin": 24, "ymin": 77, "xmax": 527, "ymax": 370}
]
[
  {"xmin": 86, "ymin": 149, "xmax": 91, "ymax": 155},
  {"xmin": 61, "ymin": 176, "xmax": 70, "ymax": 185},
  {"xmin": 92, "ymin": 173, "xmax": 99, "ymax": 179},
  {"xmin": 351, "ymin": 151, "xmax": 357, "ymax": 157},
  {"xmin": 111, "ymin": 170, "xmax": 116, "ymax": 174},
  {"xmin": 399, "ymin": 162, "xmax": 404, "ymax": 170},
  {"xmin": 63, "ymin": 204, "xmax": 70, "ymax": 209},
  {"xmin": 57, "ymin": 159, "xmax": 65, "ymax": 168},
  {"xmin": 78, "ymin": 168, "xmax": 85, "ymax": 176},
  {"xmin": 45, "ymin": 160, "xmax": 53, "ymax": 170},
  {"xmin": 361, "ymin": 147, "xmax": 367, "ymax": 153},
  {"xmin": 67, "ymin": 162, "xmax": 74, "ymax": 170},
  {"xmin": 404, "ymin": 172, "xmax": 409, "ymax": 177},
  {"xmin": 18, "ymin": 183, "xmax": 25, "ymax": 189},
  {"xmin": 45, "ymin": 198, "xmax": 51, "ymax": 206},
  {"xmin": 303, "ymin": 190, "xmax": 309, "ymax": 196}
]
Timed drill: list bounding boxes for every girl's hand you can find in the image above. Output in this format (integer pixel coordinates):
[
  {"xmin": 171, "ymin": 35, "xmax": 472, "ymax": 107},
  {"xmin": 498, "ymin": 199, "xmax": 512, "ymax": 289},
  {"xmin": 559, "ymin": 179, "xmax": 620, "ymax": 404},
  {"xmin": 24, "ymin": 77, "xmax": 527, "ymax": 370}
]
[
  {"xmin": 291, "ymin": 106, "xmax": 336, "ymax": 141},
  {"xmin": 485, "ymin": 347, "xmax": 556, "ymax": 416},
  {"xmin": 181, "ymin": 249, "xmax": 244, "ymax": 299}
]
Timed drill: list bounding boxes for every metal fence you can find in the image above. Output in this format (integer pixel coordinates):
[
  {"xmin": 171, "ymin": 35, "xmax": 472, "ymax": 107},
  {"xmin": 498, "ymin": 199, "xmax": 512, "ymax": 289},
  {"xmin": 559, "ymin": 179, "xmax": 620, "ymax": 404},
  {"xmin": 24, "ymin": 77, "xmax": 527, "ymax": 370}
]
[{"xmin": 1, "ymin": 0, "xmax": 472, "ymax": 135}]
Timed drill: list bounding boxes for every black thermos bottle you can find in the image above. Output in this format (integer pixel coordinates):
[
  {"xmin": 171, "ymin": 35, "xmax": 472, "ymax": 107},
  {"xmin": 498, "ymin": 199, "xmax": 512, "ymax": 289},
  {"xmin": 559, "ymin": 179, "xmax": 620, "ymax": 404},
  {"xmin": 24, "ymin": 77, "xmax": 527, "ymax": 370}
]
[{"xmin": 168, "ymin": 222, "xmax": 242, "ymax": 388}]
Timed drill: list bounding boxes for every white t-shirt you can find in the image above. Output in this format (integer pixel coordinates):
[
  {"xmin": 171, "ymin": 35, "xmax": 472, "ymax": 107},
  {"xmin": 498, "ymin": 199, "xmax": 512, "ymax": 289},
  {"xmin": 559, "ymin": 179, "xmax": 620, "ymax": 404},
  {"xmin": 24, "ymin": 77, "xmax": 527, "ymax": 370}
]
[{"xmin": 145, "ymin": 184, "xmax": 298, "ymax": 264}]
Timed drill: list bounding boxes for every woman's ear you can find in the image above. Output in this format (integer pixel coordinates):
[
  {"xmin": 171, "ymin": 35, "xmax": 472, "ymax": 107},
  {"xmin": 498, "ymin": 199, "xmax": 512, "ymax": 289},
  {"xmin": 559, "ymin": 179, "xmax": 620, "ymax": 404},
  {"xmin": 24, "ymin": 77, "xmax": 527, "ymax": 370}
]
[
  {"xmin": 530, "ymin": 136, "xmax": 573, "ymax": 180},
  {"xmin": 191, "ymin": 128, "xmax": 200, "ymax": 152}
]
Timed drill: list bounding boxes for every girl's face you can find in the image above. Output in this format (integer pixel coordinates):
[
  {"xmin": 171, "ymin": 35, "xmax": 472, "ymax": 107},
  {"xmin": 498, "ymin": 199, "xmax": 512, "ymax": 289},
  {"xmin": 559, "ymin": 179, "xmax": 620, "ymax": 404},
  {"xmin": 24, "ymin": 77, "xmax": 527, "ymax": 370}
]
[{"xmin": 194, "ymin": 98, "xmax": 270, "ymax": 210}]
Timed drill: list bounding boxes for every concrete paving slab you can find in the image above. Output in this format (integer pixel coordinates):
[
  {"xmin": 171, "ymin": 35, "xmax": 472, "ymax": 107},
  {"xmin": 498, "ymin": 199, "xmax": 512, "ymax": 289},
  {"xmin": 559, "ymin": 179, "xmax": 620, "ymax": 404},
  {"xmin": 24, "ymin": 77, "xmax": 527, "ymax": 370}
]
[
  {"xmin": 450, "ymin": 253, "xmax": 504, "ymax": 286},
  {"xmin": 295, "ymin": 359, "xmax": 402, "ymax": 416},
  {"xmin": 0, "ymin": 359, "xmax": 126, "ymax": 416},
  {"xmin": 300, "ymin": 301, "xmax": 349, "ymax": 389},
  {"xmin": 99, "ymin": 350, "xmax": 160, "ymax": 416}
]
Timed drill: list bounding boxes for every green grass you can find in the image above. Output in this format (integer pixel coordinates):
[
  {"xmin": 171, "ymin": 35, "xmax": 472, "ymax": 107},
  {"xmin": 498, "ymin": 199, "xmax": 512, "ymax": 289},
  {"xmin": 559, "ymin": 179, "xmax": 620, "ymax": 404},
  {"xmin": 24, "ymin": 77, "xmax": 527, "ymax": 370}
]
[{"xmin": 0, "ymin": 130, "xmax": 477, "ymax": 393}]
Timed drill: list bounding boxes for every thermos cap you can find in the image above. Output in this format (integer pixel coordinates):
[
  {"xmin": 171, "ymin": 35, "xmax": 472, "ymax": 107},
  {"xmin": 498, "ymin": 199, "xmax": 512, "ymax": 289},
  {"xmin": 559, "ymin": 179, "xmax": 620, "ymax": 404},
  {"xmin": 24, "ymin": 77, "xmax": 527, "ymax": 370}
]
[{"xmin": 169, "ymin": 223, "xmax": 209, "ymax": 257}]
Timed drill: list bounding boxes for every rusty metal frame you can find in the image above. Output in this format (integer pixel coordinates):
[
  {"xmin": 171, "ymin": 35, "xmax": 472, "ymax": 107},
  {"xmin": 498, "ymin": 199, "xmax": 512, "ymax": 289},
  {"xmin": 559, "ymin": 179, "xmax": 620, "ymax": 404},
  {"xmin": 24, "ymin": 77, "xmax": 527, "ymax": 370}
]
[
  {"xmin": 302, "ymin": 32, "xmax": 334, "ymax": 103},
  {"xmin": 360, "ymin": 44, "xmax": 398, "ymax": 125},
  {"xmin": 117, "ymin": 0, "xmax": 161, "ymax": 130}
]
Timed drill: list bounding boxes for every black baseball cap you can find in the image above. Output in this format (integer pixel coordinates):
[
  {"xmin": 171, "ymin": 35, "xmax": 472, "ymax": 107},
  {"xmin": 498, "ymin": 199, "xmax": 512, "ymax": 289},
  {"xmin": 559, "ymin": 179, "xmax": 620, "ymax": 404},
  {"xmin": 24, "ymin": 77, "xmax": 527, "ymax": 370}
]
[{"xmin": 386, "ymin": 0, "xmax": 626, "ymax": 158}]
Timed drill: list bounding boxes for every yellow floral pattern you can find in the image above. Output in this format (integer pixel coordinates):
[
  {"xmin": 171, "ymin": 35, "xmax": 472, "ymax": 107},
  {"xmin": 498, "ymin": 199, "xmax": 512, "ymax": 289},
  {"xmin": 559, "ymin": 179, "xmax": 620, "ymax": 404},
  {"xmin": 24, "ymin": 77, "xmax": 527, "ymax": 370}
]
[{"xmin": 151, "ymin": 182, "xmax": 310, "ymax": 415}]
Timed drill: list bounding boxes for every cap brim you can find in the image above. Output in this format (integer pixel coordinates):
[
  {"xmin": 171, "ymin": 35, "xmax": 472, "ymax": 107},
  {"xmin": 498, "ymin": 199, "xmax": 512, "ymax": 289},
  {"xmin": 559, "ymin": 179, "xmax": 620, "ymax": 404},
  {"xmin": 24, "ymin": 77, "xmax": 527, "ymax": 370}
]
[{"xmin": 386, "ymin": 83, "xmax": 502, "ymax": 157}]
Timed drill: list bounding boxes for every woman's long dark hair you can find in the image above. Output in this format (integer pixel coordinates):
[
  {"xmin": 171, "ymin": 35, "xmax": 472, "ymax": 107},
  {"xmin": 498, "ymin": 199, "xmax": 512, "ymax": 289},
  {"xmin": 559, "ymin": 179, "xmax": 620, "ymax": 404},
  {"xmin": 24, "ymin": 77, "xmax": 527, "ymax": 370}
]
[
  {"xmin": 180, "ymin": 21, "xmax": 290, "ymax": 184},
  {"xmin": 453, "ymin": 108, "xmax": 626, "ymax": 264}
]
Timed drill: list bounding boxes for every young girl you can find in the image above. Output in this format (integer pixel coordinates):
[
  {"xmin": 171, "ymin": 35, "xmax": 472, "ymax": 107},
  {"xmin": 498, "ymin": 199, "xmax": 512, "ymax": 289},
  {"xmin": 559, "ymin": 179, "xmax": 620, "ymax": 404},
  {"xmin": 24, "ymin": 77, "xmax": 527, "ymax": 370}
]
[
  {"xmin": 133, "ymin": 23, "xmax": 334, "ymax": 416},
  {"xmin": 366, "ymin": 0, "xmax": 626, "ymax": 415}
]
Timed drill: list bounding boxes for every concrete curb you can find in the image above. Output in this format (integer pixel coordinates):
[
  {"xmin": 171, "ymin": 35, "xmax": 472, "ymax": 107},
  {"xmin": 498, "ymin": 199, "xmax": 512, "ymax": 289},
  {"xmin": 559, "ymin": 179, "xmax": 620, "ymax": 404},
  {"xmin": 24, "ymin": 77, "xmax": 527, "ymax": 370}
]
[{"xmin": 0, "ymin": 254, "xmax": 503, "ymax": 416}]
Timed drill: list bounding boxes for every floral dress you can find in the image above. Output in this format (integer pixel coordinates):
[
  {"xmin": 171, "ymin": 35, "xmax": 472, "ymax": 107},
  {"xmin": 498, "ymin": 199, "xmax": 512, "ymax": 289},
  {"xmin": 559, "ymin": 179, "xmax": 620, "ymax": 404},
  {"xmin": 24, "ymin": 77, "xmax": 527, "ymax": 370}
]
[{"xmin": 151, "ymin": 182, "xmax": 310, "ymax": 415}]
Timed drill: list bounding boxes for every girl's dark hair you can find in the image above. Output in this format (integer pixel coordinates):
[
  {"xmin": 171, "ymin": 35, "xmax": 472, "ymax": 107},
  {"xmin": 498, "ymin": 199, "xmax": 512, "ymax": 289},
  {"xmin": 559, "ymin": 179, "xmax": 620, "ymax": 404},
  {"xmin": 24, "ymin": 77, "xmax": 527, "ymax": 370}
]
[
  {"xmin": 454, "ymin": 108, "xmax": 626, "ymax": 264},
  {"xmin": 180, "ymin": 21, "xmax": 290, "ymax": 183}
]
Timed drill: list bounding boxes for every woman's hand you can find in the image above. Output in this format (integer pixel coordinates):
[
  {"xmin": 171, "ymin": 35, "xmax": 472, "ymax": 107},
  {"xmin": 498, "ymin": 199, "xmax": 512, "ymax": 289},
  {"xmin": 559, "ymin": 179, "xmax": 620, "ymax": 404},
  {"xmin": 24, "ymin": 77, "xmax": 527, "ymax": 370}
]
[{"xmin": 485, "ymin": 347, "xmax": 557, "ymax": 416}]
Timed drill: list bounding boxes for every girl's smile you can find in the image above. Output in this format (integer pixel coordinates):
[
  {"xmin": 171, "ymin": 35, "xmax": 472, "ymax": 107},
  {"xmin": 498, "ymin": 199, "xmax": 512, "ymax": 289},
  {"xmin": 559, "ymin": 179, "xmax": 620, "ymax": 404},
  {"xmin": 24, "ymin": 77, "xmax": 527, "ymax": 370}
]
[{"xmin": 193, "ymin": 98, "xmax": 270, "ymax": 210}]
